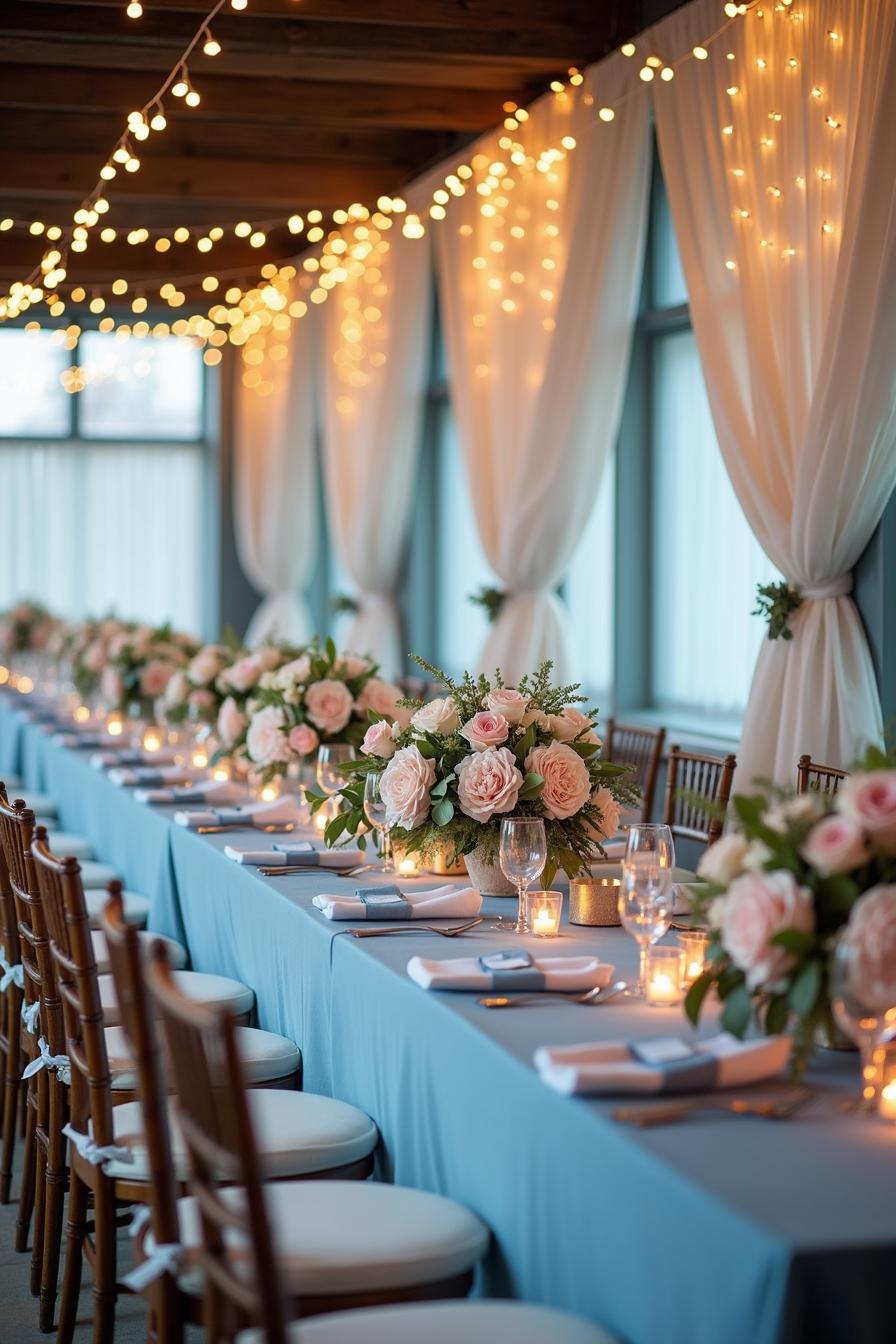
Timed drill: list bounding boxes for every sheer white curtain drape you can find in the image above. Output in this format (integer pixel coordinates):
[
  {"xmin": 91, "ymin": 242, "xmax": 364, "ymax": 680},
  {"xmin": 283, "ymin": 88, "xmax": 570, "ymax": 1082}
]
[
  {"xmin": 653, "ymin": 0, "xmax": 896, "ymax": 785},
  {"xmin": 435, "ymin": 59, "xmax": 650, "ymax": 685},
  {"xmin": 319, "ymin": 226, "xmax": 432, "ymax": 679},
  {"xmin": 233, "ymin": 290, "xmax": 317, "ymax": 648}
]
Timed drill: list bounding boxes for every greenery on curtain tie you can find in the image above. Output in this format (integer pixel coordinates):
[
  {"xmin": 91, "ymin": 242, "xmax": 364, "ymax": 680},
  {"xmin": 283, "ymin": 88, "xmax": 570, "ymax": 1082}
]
[
  {"xmin": 753, "ymin": 581, "xmax": 802, "ymax": 641},
  {"xmin": 331, "ymin": 593, "xmax": 361, "ymax": 617},
  {"xmin": 468, "ymin": 585, "xmax": 507, "ymax": 624}
]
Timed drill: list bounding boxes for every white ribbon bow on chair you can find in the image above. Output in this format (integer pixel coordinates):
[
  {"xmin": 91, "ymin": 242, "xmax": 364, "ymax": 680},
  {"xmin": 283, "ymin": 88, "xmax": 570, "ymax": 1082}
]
[
  {"xmin": 0, "ymin": 945, "xmax": 24, "ymax": 992},
  {"xmin": 122, "ymin": 1205, "xmax": 184, "ymax": 1291},
  {"xmin": 21, "ymin": 999, "xmax": 40, "ymax": 1034},
  {"xmin": 62, "ymin": 1123, "xmax": 135, "ymax": 1168},
  {"xmin": 22, "ymin": 1036, "xmax": 71, "ymax": 1086}
]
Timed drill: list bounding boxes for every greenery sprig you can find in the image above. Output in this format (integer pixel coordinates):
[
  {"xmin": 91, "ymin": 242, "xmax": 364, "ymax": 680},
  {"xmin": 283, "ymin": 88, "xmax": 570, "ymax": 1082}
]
[
  {"xmin": 468, "ymin": 585, "xmax": 506, "ymax": 624},
  {"xmin": 753, "ymin": 581, "xmax": 802, "ymax": 641}
]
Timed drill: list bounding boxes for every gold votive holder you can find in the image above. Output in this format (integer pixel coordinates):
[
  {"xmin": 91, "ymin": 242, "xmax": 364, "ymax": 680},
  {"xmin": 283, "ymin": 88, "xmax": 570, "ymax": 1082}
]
[
  {"xmin": 526, "ymin": 890, "xmax": 563, "ymax": 937},
  {"xmin": 677, "ymin": 930, "xmax": 709, "ymax": 988},
  {"xmin": 645, "ymin": 946, "xmax": 684, "ymax": 1007},
  {"xmin": 569, "ymin": 877, "xmax": 621, "ymax": 927}
]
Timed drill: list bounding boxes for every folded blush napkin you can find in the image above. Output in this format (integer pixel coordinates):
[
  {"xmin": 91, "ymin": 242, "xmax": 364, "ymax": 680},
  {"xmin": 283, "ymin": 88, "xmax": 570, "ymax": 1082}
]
[
  {"xmin": 533, "ymin": 1032, "xmax": 792, "ymax": 1096},
  {"xmin": 133, "ymin": 782, "xmax": 242, "ymax": 806},
  {"xmin": 90, "ymin": 748, "xmax": 181, "ymax": 769},
  {"xmin": 224, "ymin": 841, "xmax": 363, "ymax": 869},
  {"xmin": 108, "ymin": 765, "xmax": 206, "ymax": 788},
  {"xmin": 314, "ymin": 884, "xmax": 482, "ymax": 922},
  {"xmin": 173, "ymin": 795, "xmax": 299, "ymax": 829},
  {"xmin": 406, "ymin": 951, "xmax": 612, "ymax": 992}
]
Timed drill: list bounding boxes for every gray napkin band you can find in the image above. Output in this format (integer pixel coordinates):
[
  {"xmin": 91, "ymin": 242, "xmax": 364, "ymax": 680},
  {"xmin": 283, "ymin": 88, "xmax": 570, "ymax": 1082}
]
[
  {"xmin": 628, "ymin": 1045, "xmax": 720, "ymax": 1094},
  {"xmin": 357, "ymin": 886, "xmax": 414, "ymax": 919},
  {"xmin": 478, "ymin": 951, "xmax": 546, "ymax": 992},
  {"xmin": 213, "ymin": 808, "xmax": 253, "ymax": 825}
]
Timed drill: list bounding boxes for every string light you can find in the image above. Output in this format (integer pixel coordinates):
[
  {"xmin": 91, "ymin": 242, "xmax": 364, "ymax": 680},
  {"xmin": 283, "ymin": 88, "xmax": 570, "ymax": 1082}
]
[
  {"xmin": 126, "ymin": 1, "xmax": 143, "ymax": 16},
  {"xmin": 202, "ymin": 29, "xmax": 221, "ymax": 56}
]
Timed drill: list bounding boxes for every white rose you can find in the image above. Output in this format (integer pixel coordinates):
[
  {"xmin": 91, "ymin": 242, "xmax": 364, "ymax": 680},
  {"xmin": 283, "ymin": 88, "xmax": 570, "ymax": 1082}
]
[
  {"xmin": 246, "ymin": 706, "xmax": 290, "ymax": 766},
  {"xmin": 275, "ymin": 656, "xmax": 311, "ymax": 690},
  {"xmin": 697, "ymin": 834, "xmax": 750, "ymax": 885},
  {"xmin": 525, "ymin": 741, "xmax": 592, "ymax": 820},
  {"xmin": 379, "ymin": 746, "xmax": 436, "ymax": 830},
  {"xmin": 305, "ymin": 679, "xmax": 354, "ymax": 735},
  {"xmin": 742, "ymin": 839, "xmax": 773, "ymax": 871},
  {"xmin": 762, "ymin": 795, "xmax": 823, "ymax": 833},
  {"xmin": 362, "ymin": 720, "xmax": 398, "ymax": 760},
  {"xmin": 411, "ymin": 697, "xmax": 460, "ymax": 735},
  {"xmin": 456, "ymin": 747, "xmax": 523, "ymax": 823}
]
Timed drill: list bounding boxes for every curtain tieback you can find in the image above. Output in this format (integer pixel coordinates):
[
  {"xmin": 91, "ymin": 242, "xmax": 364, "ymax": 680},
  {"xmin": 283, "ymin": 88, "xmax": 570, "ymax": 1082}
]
[{"xmin": 801, "ymin": 575, "xmax": 853, "ymax": 600}]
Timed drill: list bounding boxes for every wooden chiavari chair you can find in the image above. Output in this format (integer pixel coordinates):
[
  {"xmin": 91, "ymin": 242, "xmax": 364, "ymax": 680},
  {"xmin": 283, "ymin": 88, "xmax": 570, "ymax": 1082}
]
[
  {"xmin": 603, "ymin": 721, "xmax": 666, "ymax": 821},
  {"xmin": 0, "ymin": 789, "xmax": 25, "ymax": 1207},
  {"xmin": 663, "ymin": 746, "xmax": 737, "ymax": 852},
  {"xmin": 796, "ymin": 755, "xmax": 849, "ymax": 797}
]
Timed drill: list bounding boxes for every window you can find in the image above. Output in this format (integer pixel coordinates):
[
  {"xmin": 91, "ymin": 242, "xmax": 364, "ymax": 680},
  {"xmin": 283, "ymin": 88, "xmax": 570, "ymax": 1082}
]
[
  {"xmin": 563, "ymin": 453, "xmax": 615, "ymax": 701},
  {"xmin": 0, "ymin": 327, "xmax": 208, "ymax": 633}
]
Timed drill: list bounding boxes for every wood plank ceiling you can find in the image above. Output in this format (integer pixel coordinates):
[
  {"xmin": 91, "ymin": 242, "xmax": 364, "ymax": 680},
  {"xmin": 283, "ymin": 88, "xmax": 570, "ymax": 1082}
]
[{"xmin": 0, "ymin": 0, "xmax": 687, "ymax": 290}]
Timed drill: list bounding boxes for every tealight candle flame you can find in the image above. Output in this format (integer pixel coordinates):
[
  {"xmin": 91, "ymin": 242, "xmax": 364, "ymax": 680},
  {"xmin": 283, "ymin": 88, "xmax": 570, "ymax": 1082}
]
[
  {"xmin": 143, "ymin": 729, "xmax": 163, "ymax": 753},
  {"xmin": 211, "ymin": 765, "xmax": 230, "ymax": 782},
  {"xmin": 191, "ymin": 749, "xmax": 209, "ymax": 769},
  {"xmin": 879, "ymin": 1080, "xmax": 896, "ymax": 1121},
  {"xmin": 398, "ymin": 857, "xmax": 419, "ymax": 877},
  {"xmin": 73, "ymin": 705, "xmax": 90, "ymax": 723}
]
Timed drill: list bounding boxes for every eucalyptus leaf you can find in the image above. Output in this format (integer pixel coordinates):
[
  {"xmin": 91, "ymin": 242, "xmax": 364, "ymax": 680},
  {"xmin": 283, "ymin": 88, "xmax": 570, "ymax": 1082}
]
[
  {"xmin": 788, "ymin": 958, "xmax": 822, "ymax": 1019},
  {"xmin": 684, "ymin": 969, "xmax": 714, "ymax": 1026},
  {"xmin": 721, "ymin": 984, "xmax": 752, "ymax": 1037},
  {"xmin": 432, "ymin": 799, "xmax": 455, "ymax": 827}
]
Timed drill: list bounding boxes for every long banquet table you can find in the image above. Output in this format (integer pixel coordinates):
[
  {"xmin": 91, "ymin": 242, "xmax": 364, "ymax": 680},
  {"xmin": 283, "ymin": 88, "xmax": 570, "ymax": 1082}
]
[{"xmin": 3, "ymin": 691, "xmax": 896, "ymax": 1344}]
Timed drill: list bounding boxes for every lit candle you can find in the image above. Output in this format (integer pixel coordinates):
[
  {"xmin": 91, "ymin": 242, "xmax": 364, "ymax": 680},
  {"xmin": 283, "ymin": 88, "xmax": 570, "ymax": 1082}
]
[
  {"xmin": 143, "ymin": 727, "xmax": 164, "ymax": 753},
  {"xmin": 191, "ymin": 748, "xmax": 209, "ymax": 769},
  {"xmin": 106, "ymin": 714, "xmax": 124, "ymax": 737},
  {"xmin": 17, "ymin": 676, "xmax": 34, "ymax": 695},
  {"xmin": 525, "ymin": 890, "xmax": 563, "ymax": 937},
  {"xmin": 211, "ymin": 763, "xmax": 231, "ymax": 783},
  {"xmin": 398, "ymin": 856, "xmax": 419, "ymax": 877},
  {"xmin": 314, "ymin": 807, "xmax": 329, "ymax": 834},
  {"xmin": 677, "ymin": 931, "xmax": 709, "ymax": 988},
  {"xmin": 260, "ymin": 781, "xmax": 280, "ymax": 802},
  {"xmin": 645, "ymin": 947, "xmax": 683, "ymax": 1006},
  {"xmin": 73, "ymin": 705, "xmax": 91, "ymax": 724},
  {"xmin": 879, "ymin": 1080, "xmax": 896, "ymax": 1122}
]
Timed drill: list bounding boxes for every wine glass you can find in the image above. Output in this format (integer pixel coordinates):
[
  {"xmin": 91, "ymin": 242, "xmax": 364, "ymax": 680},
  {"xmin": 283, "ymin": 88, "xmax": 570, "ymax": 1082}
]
[
  {"xmin": 620, "ymin": 824, "xmax": 676, "ymax": 997},
  {"xmin": 363, "ymin": 771, "xmax": 394, "ymax": 874},
  {"xmin": 497, "ymin": 818, "xmax": 547, "ymax": 934},
  {"xmin": 831, "ymin": 932, "xmax": 896, "ymax": 1110},
  {"xmin": 316, "ymin": 744, "xmax": 357, "ymax": 798}
]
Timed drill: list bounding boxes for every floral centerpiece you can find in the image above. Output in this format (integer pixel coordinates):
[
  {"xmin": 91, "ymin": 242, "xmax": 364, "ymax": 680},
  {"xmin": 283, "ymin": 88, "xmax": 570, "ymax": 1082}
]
[
  {"xmin": 158, "ymin": 639, "xmax": 244, "ymax": 728},
  {"xmin": 317, "ymin": 658, "xmax": 637, "ymax": 886},
  {"xmin": 241, "ymin": 638, "xmax": 408, "ymax": 783},
  {"xmin": 686, "ymin": 746, "xmax": 896, "ymax": 1074},
  {"xmin": 0, "ymin": 600, "xmax": 59, "ymax": 658},
  {"xmin": 63, "ymin": 617, "xmax": 133, "ymax": 703},
  {"xmin": 99, "ymin": 622, "xmax": 200, "ymax": 720}
]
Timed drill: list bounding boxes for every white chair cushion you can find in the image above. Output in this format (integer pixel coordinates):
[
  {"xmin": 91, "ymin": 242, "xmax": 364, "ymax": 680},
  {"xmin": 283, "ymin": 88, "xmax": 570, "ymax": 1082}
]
[
  {"xmin": 98, "ymin": 1089, "xmax": 377, "ymax": 1183},
  {"xmin": 238, "ymin": 1302, "xmax": 617, "ymax": 1344},
  {"xmin": 90, "ymin": 928, "xmax": 188, "ymax": 976},
  {"xmin": 174, "ymin": 1180, "xmax": 489, "ymax": 1297},
  {"xmin": 99, "ymin": 969, "xmax": 254, "ymax": 1028},
  {"xmin": 14, "ymin": 791, "xmax": 57, "ymax": 818},
  {"xmin": 103, "ymin": 1024, "xmax": 300, "ymax": 1092},
  {"xmin": 43, "ymin": 832, "xmax": 95, "ymax": 860},
  {"xmin": 79, "ymin": 861, "xmax": 122, "ymax": 889},
  {"xmin": 84, "ymin": 888, "xmax": 150, "ymax": 929}
]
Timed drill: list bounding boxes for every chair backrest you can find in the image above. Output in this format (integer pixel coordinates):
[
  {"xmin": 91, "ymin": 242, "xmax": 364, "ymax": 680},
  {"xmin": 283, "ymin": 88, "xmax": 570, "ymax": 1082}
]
[
  {"xmin": 663, "ymin": 745, "xmax": 737, "ymax": 848},
  {"xmin": 603, "ymin": 720, "xmax": 666, "ymax": 820},
  {"xmin": 796, "ymin": 754, "xmax": 849, "ymax": 797},
  {"xmin": 0, "ymin": 784, "xmax": 21, "ymax": 978},
  {"xmin": 146, "ymin": 941, "xmax": 289, "ymax": 1343},
  {"xmin": 99, "ymin": 886, "xmax": 180, "ymax": 1251},
  {"xmin": 0, "ymin": 792, "xmax": 57, "ymax": 1053},
  {"xmin": 31, "ymin": 829, "xmax": 115, "ymax": 1153}
]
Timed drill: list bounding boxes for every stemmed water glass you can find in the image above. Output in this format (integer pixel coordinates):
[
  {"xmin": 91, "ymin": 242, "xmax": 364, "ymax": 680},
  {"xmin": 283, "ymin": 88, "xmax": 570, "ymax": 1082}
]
[
  {"xmin": 496, "ymin": 817, "xmax": 548, "ymax": 934},
  {"xmin": 619, "ymin": 824, "xmax": 676, "ymax": 997},
  {"xmin": 831, "ymin": 932, "xmax": 896, "ymax": 1110},
  {"xmin": 316, "ymin": 744, "xmax": 357, "ymax": 798},
  {"xmin": 363, "ymin": 771, "xmax": 394, "ymax": 873}
]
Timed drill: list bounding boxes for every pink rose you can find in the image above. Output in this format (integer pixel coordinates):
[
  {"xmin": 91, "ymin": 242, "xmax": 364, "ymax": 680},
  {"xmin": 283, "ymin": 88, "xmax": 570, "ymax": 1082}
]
[
  {"xmin": 411, "ymin": 697, "xmax": 459, "ymax": 735},
  {"xmin": 483, "ymin": 688, "xmax": 529, "ymax": 725},
  {"xmin": 188, "ymin": 645, "xmax": 227, "ymax": 687},
  {"xmin": 217, "ymin": 696, "xmax": 247, "ymax": 748},
  {"xmin": 525, "ymin": 741, "xmax": 591, "ymax": 820},
  {"xmin": 357, "ymin": 678, "xmax": 410, "ymax": 727},
  {"xmin": 274, "ymin": 656, "xmax": 311, "ymax": 690},
  {"xmin": 380, "ymin": 745, "xmax": 436, "ymax": 830},
  {"xmin": 590, "ymin": 785, "xmax": 621, "ymax": 841},
  {"xmin": 221, "ymin": 656, "xmax": 263, "ymax": 693},
  {"xmin": 140, "ymin": 660, "xmax": 174, "ymax": 699},
  {"xmin": 188, "ymin": 688, "xmax": 216, "ymax": 712},
  {"xmin": 456, "ymin": 747, "xmax": 523, "ymax": 823},
  {"xmin": 801, "ymin": 815, "xmax": 870, "ymax": 876},
  {"xmin": 362, "ymin": 720, "xmax": 397, "ymax": 760},
  {"xmin": 843, "ymin": 885, "xmax": 896, "ymax": 1011},
  {"xmin": 557, "ymin": 706, "xmax": 601, "ymax": 747},
  {"xmin": 335, "ymin": 654, "xmax": 373, "ymax": 680},
  {"xmin": 459, "ymin": 711, "xmax": 510, "ymax": 752},
  {"xmin": 252, "ymin": 646, "xmax": 285, "ymax": 672},
  {"xmin": 697, "ymin": 834, "xmax": 749, "ymax": 885},
  {"xmin": 837, "ymin": 771, "xmax": 896, "ymax": 853},
  {"xmin": 287, "ymin": 723, "xmax": 319, "ymax": 757},
  {"xmin": 720, "ymin": 870, "xmax": 815, "ymax": 989},
  {"xmin": 101, "ymin": 665, "xmax": 123, "ymax": 707},
  {"xmin": 83, "ymin": 640, "xmax": 106, "ymax": 673},
  {"xmin": 162, "ymin": 669, "xmax": 190, "ymax": 710},
  {"xmin": 305, "ymin": 679, "xmax": 353, "ymax": 735},
  {"xmin": 246, "ymin": 705, "xmax": 290, "ymax": 766}
]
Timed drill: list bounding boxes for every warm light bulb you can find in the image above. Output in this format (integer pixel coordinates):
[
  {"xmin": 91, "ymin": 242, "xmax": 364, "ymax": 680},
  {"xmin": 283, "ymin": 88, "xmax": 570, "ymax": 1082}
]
[
  {"xmin": 598, "ymin": 106, "xmax": 615, "ymax": 122},
  {"xmin": 203, "ymin": 32, "xmax": 221, "ymax": 56},
  {"xmin": 172, "ymin": 74, "xmax": 189, "ymax": 97},
  {"xmin": 126, "ymin": 1, "xmax": 143, "ymax": 16},
  {"xmin": 185, "ymin": 87, "xmax": 201, "ymax": 107},
  {"xmin": 150, "ymin": 110, "xmax": 167, "ymax": 131},
  {"xmin": 693, "ymin": 45, "xmax": 708, "ymax": 60},
  {"xmin": 639, "ymin": 66, "xmax": 654, "ymax": 82},
  {"xmin": 660, "ymin": 66, "xmax": 674, "ymax": 81},
  {"xmin": 620, "ymin": 42, "xmax": 636, "ymax": 56}
]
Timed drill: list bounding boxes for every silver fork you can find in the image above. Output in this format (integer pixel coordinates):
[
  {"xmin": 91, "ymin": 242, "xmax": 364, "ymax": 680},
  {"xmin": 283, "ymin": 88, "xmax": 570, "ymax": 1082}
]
[
  {"xmin": 348, "ymin": 918, "xmax": 483, "ymax": 939},
  {"xmin": 477, "ymin": 981, "xmax": 628, "ymax": 1009}
]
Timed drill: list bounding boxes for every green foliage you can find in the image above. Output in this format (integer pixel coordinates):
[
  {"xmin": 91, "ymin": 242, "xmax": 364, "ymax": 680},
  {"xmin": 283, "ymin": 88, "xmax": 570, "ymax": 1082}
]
[
  {"xmin": 753, "ymin": 580, "xmax": 803, "ymax": 641},
  {"xmin": 331, "ymin": 593, "xmax": 361, "ymax": 617},
  {"xmin": 468, "ymin": 586, "xmax": 507, "ymax": 624}
]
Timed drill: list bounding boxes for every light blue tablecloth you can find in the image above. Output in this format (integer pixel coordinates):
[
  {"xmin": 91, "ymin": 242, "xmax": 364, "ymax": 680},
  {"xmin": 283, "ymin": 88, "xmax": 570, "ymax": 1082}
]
[{"xmin": 2, "ymin": 691, "xmax": 895, "ymax": 1344}]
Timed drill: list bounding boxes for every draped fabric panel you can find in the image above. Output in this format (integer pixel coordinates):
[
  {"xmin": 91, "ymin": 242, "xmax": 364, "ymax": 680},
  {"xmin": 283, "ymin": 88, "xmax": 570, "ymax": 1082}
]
[
  {"xmin": 435, "ymin": 59, "xmax": 651, "ymax": 685},
  {"xmin": 652, "ymin": 0, "xmax": 896, "ymax": 785},
  {"xmin": 319, "ymin": 225, "xmax": 432, "ymax": 679},
  {"xmin": 233, "ymin": 289, "xmax": 316, "ymax": 647}
]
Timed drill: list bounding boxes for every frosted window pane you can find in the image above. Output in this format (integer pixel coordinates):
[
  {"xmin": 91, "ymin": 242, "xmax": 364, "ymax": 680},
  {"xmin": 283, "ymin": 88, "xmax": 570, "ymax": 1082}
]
[
  {"xmin": 0, "ymin": 330, "xmax": 70, "ymax": 436},
  {"xmin": 651, "ymin": 330, "xmax": 778, "ymax": 716},
  {"xmin": 435, "ymin": 403, "xmax": 497, "ymax": 679},
  {"xmin": 79, "ymin": 333, "xmax": 203, "ymax": 440},
  {"xmin": 564, "ymin": 455, "xmax": 614, "ymax": 702}
]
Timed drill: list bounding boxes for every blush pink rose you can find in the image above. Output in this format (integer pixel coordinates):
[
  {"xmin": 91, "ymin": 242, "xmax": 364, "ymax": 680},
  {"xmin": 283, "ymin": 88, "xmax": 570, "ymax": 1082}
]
[
  {"xmin": 221, "ymin": 656, "xmax": 263, "ymax": 693},
  {"xmin": 83, "ymin": 640, "xmax": 106, "ymax": 673},
  {"xmin": 188, "ymin": 688, "xmax": 216, "ymax": 712},
  {"xmin": 288, "ymin": 723, "xmax": 319, "ymax": 757},
  {"xmin": 357, "ymin": 678, "xmax": 410, "ymax": 727},
  {"xmin": 459, "ymin": 711, "xmax": 510, "ymax": 752},
  {"xmin": 837, "ymin": 771, "xmax": 896, "ymax": 853},
  {"xmin": 188, "ymin": 646, "xmax": 227, "ymax": 687},
  {"xmin": 720, "ymin": 870, "xmax": 815, "ymax": 989},
  {"xmin": 380, "ymin": 745, "xmax": 436, "ymax": 830},
  {"xmin": 305, "ymin": 679, "xmax": 354, "ymax": 735},
  {"xmin": 697, "ymin": 834, "xmax": 750, "ymax": 885},
  {"xmin": 843, "ymin": 885, "xmax": 896, "ymax": 1011},
  {"xmin": 557, "ymin": 706, "xmax": 601, "ymax": 747},
  {"xmin": 525, "ymin": 741, "xmax": 591, "ymax": 820},
  {"xmin": 801, "ymin": 815, "xmax": 870, "ymax": 876},
  {"xmin": 590, "ymin": 785, "xmax": 621, "ymax": 841},
  {"xmin": 483, "ymin": 688, "xmax": 529, "ymax": 725},
  {"xmin": 162, "ymin": 670, "xmax": 190, "ymax": 709},
  {"xmin": 411, "ymin": 696, "xmax": 459, "ymax": 735},
  {"xmin": 335, "ymin": 654, "xmax": 373, "ymax": 680},
  {"xmin": 217, "ymin": 696, "xmax": 247, "ymax": 748},
  {"xmin": 140, "ymin": 660, "xmax": 174, "ymax": 699},
  {"xmin": 246, "ymin": 705, "xmax": 290, "ymax": 766},
  {"xmin": 456, "ymin": 747, "xmax": 523, "ymax": 823},
  {"xmin": 362, "ymin": 720, "xmax": 398, "ymax": 760},
  {"xmin": 101, "ymin": 665, "xmax": 124, "ymax": 707}
]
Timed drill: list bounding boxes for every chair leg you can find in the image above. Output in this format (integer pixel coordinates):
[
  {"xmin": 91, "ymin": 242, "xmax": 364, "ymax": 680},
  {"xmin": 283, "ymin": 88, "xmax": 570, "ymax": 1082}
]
[
  {"xmin": 40, "ymin": 1129, "xmax": 68, "ymax": 1331},
  {"xmin": 91, "ymin": 1181, "xmax": 118, "ymax": 1344},
  {"xmin": 15, "ymin": 1098, "xmax": 36, "ymax": 1252},
  {"xmin": 56, "ymin": 1171, "xmax": 88, "ymax": 1344},
  {"xmin": 0, "ymin": 1048, "xmax": 16, "ymax": 1205},
  {"xmin": 30, "ymin": 1138, "xmax": 47, "ymax": 1295},
  {"xmin": 148, "ymin": 1276, "xmax": 185, "ymax": 1344}
]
